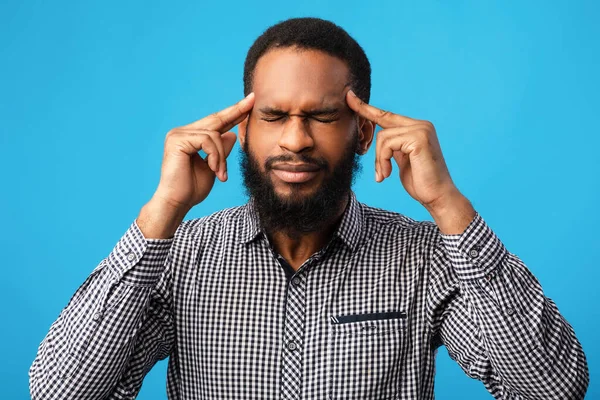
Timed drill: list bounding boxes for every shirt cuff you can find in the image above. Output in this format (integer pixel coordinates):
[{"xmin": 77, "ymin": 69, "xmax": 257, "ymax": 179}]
[
  {"xmin": 440, "ymin": 213, "xmax": 507, "ymax": 281},
  {"xmin": 106, "ymin": 219, "xmax": 174, "ymax": 286}
]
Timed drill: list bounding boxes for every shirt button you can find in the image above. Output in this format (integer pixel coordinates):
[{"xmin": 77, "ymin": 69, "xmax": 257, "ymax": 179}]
[
  {"xmin": 505, "ymin": 307, "xmax": 515, "ymax": 316},
  {"xmin": 469, "ymin": 248, "xmax": 480, "ymax": 258},
  {"xmin": 287, "ymin": 341, "xmax": 298, "ymax": 351},
  {"xmin": 127, "ymin": 252, "xmax": 136, "ymax": 261},
  {"xmin": 92, "ymin": 312, "xmax": 102, "ymax": 321},
  {"xmin": 292, "ymin": 277, "xmax": 301, "ymax": 286}
]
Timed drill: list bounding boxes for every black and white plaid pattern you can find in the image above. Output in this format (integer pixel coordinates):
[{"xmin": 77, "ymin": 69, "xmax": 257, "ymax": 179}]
[{"xmin": 30, "ymin": 192, "xmax": 588, "ymax": 399}]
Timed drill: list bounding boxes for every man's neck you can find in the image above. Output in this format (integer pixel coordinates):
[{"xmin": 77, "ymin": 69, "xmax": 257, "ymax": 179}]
[{"xmin": 268, "ymin": 195, "xmax": 350, "ymax": 272}]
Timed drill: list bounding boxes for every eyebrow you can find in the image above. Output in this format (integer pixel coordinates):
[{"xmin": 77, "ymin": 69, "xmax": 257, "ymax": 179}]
[{"xmin": 258, "ymin": 106, "xmax": 342, "ymax": 117}]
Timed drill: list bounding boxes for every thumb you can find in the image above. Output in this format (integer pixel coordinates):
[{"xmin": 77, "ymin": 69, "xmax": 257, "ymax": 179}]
[{"xmin": 222, "ymin": 131, "xmax": 238, "ymax": 158}]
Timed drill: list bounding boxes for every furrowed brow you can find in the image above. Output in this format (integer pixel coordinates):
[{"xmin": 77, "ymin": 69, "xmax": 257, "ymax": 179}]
[
  {"xmin": 258, "ymin": 106, "xmax": 344, "ymax": 118},
  {"xmin": 301, "ymin": 107, "xmax": 340, "ymax": 117},
  {"xmin": 259, "ymin": 107, "xmax": 288, "ymax": 115}
]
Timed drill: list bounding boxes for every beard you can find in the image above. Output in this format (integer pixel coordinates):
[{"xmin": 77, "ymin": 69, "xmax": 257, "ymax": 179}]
[{"xmin": 240, "ymin": 128, "xmax": 362, "ymax": 239}]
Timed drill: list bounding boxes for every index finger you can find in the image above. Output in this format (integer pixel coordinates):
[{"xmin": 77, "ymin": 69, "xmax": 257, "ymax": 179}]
[
  {"xmin": 346, "ymin": 90, "xmax": 415, "ymax": 129},
  {"xmin": 188, "ymin": 92, "xmax": 255, "ymax": 132}
]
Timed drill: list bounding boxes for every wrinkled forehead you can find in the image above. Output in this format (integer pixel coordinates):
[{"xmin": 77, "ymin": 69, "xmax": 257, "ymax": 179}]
[{"xmin": 252, "ymin": 47, "xmax": 351, "ymax": 111}]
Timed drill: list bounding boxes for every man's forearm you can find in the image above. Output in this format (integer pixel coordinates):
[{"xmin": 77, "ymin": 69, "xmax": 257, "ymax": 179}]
[
  {"xmin": 30, "ymin": 221, "xmax": 173, "ymax": 399},
  {"xmin": 440, "ymin": 216, "xmax": 589, "ymax": 398}
]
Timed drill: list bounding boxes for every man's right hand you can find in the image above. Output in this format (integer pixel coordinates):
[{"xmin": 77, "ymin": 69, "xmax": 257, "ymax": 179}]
[{"xmin": 137, "ymin": 93, "xmax": 255, "ymax": 239}]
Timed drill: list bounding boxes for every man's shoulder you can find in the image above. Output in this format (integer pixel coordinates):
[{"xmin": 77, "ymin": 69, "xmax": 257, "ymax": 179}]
[
  {"xmin": 359, "ymin": 202, "xmax": 438, "ymax": 235},
  {"xmin": 177, "ymin": 204, "xmax": 249, "ymax": 236}
]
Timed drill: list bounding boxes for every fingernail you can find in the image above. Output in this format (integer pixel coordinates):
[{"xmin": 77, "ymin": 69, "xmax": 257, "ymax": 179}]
[
  {"xmin": 349, "ymin": 90, "xmax": 357, "ymax": 97},
  {"xmin": 245, "ymin": 92, "xmax": 254, "ymax": 99},
  {"xmin": 223, "ymin": 171, "xmax": 228, "ymax": 181}
]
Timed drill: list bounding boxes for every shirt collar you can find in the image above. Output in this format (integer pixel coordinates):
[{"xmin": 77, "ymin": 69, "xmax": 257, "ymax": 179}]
[
  {"xmin": 238, "ymin": 191, "xmax": 365, "ymax": 252},
  {"xmin": 238, "ymin": 197, "xmax": 262, "ymax": 244}
]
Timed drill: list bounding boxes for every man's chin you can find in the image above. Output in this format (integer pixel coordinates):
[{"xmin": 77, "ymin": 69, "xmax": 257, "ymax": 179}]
[{"xmin": 272, "ymin": 184, "xmax": 320, "ymax": 203}]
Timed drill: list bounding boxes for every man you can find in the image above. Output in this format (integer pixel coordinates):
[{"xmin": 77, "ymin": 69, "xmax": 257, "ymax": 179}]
[{"xmin": 30, "ymin": 17, "xmax": 588, "ymax": 399}]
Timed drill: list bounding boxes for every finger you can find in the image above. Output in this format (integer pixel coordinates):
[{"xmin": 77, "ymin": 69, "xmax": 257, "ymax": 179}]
[
  {"xmin": 375, "ymin": 127, "xmax": 418, "ymax": 181},
  {"xmin": 170, "ymin": 131, "xmax": 221, "ymax": 174},
  {"xmin": 197, "ymin": 135, "xmax": 221, "ymax": 174},
  {"xmin": 187, "ymin": 92, "xmax": 255, "ymax": 133},
  {"xmin": 204, "ymin": 130, "xmax": 228, "ymax": 181},
  {"xmin": 346, "ymin": 90, "xmax": 416, "ymax": 129},
  {"xmin": 219, "ymin": 131, "xmax": 238, "ymax": 181},
  {"xmin": 221, "ymin": 131, "xmax": 237, "ymax": 158},
  {"xmin": 172, "ymin": 129, "xmax": 231, "ymax": 180},
  {"xmin": 392, "ymin": 151, "xmax": 409, "ymax": 173},
  {"xmin": 378, "ymin": 137, "xmax": 407, "ymax": 181},
  {"xmin": 373, "ymin": 128, "xmax": 396, "ymax": 181}
]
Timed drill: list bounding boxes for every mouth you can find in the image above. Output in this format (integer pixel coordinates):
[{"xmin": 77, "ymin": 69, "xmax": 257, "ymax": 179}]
[{"xmin": 271, "ymin": 163, "xmax": 321, "ymax": 183}]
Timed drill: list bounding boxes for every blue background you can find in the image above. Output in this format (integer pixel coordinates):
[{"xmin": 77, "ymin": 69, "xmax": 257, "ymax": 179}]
[{"xmin": 1, "ymin": 0, "xmax": 598, "ymax": 398}]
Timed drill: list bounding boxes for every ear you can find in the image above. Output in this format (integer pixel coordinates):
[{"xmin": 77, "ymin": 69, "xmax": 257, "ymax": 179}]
[
  {"xmin": 238, "ymin": 115, "xmax": 249, "ymax": 149},
  {"xmin": 356, "ymin": 116, "xmax": 375, "ymax": 155}
]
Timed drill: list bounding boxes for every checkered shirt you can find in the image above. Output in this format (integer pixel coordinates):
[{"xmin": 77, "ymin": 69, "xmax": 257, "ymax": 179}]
[{"xmin": 30, "ymin": 192, "xmax": 589, "ymax": 399}]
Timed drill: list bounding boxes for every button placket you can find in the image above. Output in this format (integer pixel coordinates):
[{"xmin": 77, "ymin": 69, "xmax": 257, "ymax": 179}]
[
  {"xmin": 280, "ymin": 271, "xmax": 306, "ymax": 400},
  {"xmin": 287, "ymin": 340, "xmax": 298, "ymax": 351}
]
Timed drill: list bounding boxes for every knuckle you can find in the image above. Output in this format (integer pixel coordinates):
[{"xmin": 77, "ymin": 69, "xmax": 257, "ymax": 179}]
[
  {"xmin": 422, "ymin": 120, "xmax": 434, "ymax": 130},
  {"xmin": 206, "ymin": 130, "xmax": 221, "ymax": 140},
  {"xmin": 211, "ymin": 112, "xmax": 227, "ymax": 127},
  {"xmin": 193, "ymin": 129, "xmax": 212, "ymax": 140},
  {"xmin": 165, "ymin": 128, "xmax": 179, "ymax": 139},
  {"xmin": 378, "ymin": 134, "xmax": 389, "ymax": 147},
  {"xmin": 164, "ymin": 130, "xmax": 179, "ymax": 146},
  {"xmin": 200, "ymin": 135, "xmax": 214, "ymax": 148},
  {"xmin": 170, "ymin": 137, "xmax": 191, "ymax": 153},
  {"xmin": 378, "ymin": 109, "xmax": 391, "ymax": 119},
  {"xmin": 376, "ymin": 129, "xmax": 390, "ymax": 143},
  {"xmin": 207, "ymin": 131, "xmax": 224, "ymax": 150}
]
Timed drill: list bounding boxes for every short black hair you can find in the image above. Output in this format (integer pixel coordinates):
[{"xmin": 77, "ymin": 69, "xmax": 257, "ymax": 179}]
[{"xmin": 243, "ymin": 17, "xmax": 371, "ymax": 102}]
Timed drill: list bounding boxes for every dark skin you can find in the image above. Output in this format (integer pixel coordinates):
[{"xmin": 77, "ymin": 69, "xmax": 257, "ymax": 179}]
[
  {"xmin": 238, "ymin": 47, "xmax": 475, "ymax": 270},
  {"xmin": 238, "ymin": 48, "xmax": 375, "ymax": 270},
  {"xmin": 139, "ymin": 47, "xmax": 475, "ymax": 272}
]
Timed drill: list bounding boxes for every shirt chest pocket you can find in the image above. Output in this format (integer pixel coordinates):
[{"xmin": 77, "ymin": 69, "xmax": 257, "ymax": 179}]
[{"xmin": 327, "ymin": 313, "xmax": 407, "ymax": 400}]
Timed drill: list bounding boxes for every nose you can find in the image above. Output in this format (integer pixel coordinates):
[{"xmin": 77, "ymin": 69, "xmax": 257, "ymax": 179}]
[{"xmin": 277, "ymin": 117, "xmax": 314, "ymax": 153}]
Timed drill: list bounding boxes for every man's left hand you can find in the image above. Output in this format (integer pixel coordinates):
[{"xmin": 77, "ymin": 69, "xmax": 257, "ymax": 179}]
[{"xmin": 346, "ymin": 90, "xmax": 475, "ymax": 234}]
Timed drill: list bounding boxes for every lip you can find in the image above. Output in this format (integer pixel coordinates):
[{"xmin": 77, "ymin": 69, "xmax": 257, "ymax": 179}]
[
  {"xmin": 271, "ymin": 163, "xmax": 320, "ymax": 172},
  {"xmin": 271, "ymin": 163, "xmax": 320, "ymax": 183}
]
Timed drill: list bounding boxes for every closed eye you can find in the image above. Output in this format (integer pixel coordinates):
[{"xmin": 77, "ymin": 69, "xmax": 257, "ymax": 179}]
[
  {"xmin": 262, "ymin": 116, "xmax": 337, "ymax": 123},
  {"xmin": 312, "ymin": 117, "xmax": 338, "ymax": 124},
  {"xmin": 261, "ymin": 116, "xmax": 285, "ymax": 122}
]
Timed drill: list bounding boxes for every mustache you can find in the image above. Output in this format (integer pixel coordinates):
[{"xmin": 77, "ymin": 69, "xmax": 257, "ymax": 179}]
[{"xmin": 264, "ymin": 153, "xmax": 329, "ymax": 171}]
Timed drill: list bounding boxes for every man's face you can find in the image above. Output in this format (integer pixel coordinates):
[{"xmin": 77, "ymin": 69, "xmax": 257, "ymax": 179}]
[
  {"xmin": 243, "ymin": 48, "xmax": 360, "ymax": 199},
  {"xmin": 239, "ymin": 48, "xmax": 369, "ymax": 235}
]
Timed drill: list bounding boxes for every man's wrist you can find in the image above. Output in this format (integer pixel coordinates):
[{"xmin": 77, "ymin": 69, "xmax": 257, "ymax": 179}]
[
  {"xmin": 426, "ymin": 190, "xmax": 476, "ymax": 235},
  {"xmin": 137, "ymin": 198, "xmax": 189, "ymax": 239}
]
